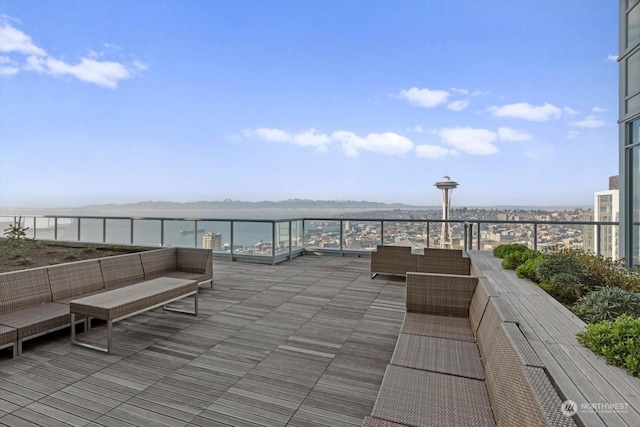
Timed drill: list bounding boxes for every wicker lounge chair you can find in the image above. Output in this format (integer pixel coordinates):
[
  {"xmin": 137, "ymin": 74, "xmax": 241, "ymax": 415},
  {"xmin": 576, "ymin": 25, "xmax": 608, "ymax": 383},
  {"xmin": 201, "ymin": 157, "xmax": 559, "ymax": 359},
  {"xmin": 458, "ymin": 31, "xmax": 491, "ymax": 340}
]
[{"xmin": 364, "ymin": 273, "xmax": 576, "ymax": 427}]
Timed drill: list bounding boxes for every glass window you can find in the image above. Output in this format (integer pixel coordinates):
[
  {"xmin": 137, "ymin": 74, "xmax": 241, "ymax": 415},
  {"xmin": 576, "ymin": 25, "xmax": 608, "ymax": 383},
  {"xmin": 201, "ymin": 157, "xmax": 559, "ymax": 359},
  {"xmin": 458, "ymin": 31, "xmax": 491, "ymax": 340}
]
[
  {"xmin": 629, "ymin": 3, "xmax": 640, "ymax": 48},
  {"xmin": 632, "ymin": 144, "xmax": 640, "ymax": 264},
  {"xmin": 628, "ymin": 50, "xmax": 640, "ymax": 97},
  {"xmin": 629, "ymin": 93, "xmax": 640, "ymax": 116}
]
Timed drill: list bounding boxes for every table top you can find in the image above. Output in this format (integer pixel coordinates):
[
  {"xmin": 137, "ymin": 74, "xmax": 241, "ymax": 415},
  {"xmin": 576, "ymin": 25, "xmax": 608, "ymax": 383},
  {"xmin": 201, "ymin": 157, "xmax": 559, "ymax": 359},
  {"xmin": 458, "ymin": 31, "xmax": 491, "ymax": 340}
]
[{"xmin": 70, "ymin": 277, "xmax": 197, "ymax": 310}]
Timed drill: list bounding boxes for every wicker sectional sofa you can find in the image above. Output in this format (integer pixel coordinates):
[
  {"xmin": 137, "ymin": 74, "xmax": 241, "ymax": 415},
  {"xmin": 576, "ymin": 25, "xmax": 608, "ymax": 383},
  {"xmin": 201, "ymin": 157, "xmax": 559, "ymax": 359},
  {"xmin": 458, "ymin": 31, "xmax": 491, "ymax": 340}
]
[
  {"xmin": 0, "ymin": 247, "xmax": 212, "ymax": 357},
  {"xmin": 363, "ymin": 272, "xmax": 576, "ymax": 427},
  {"xmin": 370, "ymin": 245, "xmax": 471, "ymax": 278}
]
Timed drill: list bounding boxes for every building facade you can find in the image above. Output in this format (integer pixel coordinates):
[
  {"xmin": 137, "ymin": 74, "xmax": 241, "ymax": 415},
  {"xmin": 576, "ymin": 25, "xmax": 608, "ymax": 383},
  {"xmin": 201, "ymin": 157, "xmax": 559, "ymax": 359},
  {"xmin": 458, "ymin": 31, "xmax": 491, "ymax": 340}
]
[
  {"xmin": 202, "ymin": 232, "xmax": 222, "ymax": 251},
  {"xmin": 586, "ymin": 176, "xmax": 620, "ymax": 259},
  {"xmin": 620, "ymin": 0, "xmax": 640, "ymax": 265}
]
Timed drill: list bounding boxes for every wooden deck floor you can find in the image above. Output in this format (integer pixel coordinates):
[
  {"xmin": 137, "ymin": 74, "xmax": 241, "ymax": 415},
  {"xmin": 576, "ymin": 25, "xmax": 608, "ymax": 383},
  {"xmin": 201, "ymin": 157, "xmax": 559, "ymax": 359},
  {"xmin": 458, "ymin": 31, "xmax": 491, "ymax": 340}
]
[{"xmin": 0, "ymin": 256, "xmax": 406, "ymax": 427}]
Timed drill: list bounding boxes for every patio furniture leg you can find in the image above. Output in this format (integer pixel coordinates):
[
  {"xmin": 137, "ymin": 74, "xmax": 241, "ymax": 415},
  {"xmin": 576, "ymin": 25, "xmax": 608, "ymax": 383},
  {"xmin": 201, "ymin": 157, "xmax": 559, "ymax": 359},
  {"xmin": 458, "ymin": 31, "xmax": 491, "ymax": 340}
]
[{"xmin": 107, "ymin": 320, "xmax": 113, "ymax": 354}]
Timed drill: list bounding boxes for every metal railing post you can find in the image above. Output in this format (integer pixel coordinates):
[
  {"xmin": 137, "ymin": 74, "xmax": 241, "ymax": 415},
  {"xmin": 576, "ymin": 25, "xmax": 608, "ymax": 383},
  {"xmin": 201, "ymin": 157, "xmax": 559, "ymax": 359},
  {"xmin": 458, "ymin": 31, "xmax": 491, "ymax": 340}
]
[
  {"xmin": 160, "ymin": 219, "xmax": 165, "ymax": 246},
  {"xmin": 476, "ymin": 222, "xmax": 481, "ymax": 250},
  {"xmin": 289, "ymin": 221, "xmax": 292, "ymax": 260},
  {"xmin": 230, "ymin": 221, "xmax": 235, "ymax": 261},
  {"xmin": 103, "ymin": 218, "xmax": 107, "ymax": 243},
  {"xmin": 130, "ymin": 219, "xmax": 134, "ymax": 245},
  {"xmin": 533, "ymin": 223, "xmax": 538, "ymax": 251},
  {"xmin": 339, "ymin": 220, "xmax": 344, "ymax": 256},
  {"xmin": 77, "ymin": 218, "xmax": 82, "ymax": 241},
  {"xmin": 272, "ymin": 221, "xmax": 276, "ymax": 265},
  {"xmin": 426, "ymin": 222, "xmax": 430, "ymax": 248},
  {"xmin": 463, "ymin": 223, "xmax": 468, "ymax": 252},
  {"xmin": 194, "ymin": 220, "xmax": 199, "ymax": 248},
  {"xmin": 595, "ymin": 224, "xmax": 601, "ymax": 256},
  {"xmin": 380, "ymin": 221, "xmax": 384, "ymax": 246},
  {"xmin": 54, "ymin": 217, "xmax": 58, "ymax": 240}
]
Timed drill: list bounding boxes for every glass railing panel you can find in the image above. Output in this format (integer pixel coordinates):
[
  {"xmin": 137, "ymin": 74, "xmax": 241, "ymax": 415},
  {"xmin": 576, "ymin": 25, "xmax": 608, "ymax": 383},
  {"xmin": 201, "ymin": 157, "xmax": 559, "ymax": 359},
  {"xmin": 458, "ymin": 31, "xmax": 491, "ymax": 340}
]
[
  {"xmin": 56, "ymin": 217, "xmax": 78, "ymax": 241},
  {"xmin": 536, "ymin": 223, "xmax": 584, "ymax": 252},
  {"xmin": 104, "ymin": 219, "xmax": 133, "ymax": 245},
  {"xmin": 79, "ymin": 218, "xmax": 104, "ymax": 243},
  {"xmin": 381, "ymin": 221, "xmax": 427, "ymax": 247},
  {"xmin": 304, "ymin": 220, "xmax": 340, "ymax": 250},
  {"xmin": 291, "ymin": 220, "xmax": 303, "ymax": 250},
  {"xmin": 342, "ymin": 220, "xmax": 380, "ymax": 251},
  {"xmin": 233, "ymin": 221, "xmax": 272, "ymax": 256},
  {"xmin": 132, "ymin": 219, "xmax": 162, "ymax": 247},
  {"xmin": 32, "ymin": 217, "xmax": 56, "ymax": 240},
  {"xmin": 477, "ymin": 222, "xmax": 535, "ymax": 251},
  {"xmin": 197, "ymin": 220, "xmax": 231, "ymax": 252},
  {"xmin": 161, "ymin": 220, "xmax": 201, "ymax": 248},
  {"xmin": 275, "ymin": 221, "xmax": 290, "ymax": 255}
]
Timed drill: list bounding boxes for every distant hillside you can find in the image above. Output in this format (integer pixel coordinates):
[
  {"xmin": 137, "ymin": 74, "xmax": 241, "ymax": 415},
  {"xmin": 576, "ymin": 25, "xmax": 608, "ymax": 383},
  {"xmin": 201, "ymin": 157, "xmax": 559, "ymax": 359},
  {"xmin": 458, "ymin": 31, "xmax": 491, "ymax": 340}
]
[{"xmin": 81, "ymin": 199, "xmax": 427, "ymax": 210}]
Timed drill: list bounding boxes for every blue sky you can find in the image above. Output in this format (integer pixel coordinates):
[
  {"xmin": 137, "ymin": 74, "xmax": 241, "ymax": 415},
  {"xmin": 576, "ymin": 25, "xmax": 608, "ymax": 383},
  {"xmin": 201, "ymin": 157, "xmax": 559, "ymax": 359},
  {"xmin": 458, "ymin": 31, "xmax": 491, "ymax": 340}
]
[{"xmin": 0, "ymin": 0, "xmax": 619, "ymax": 208}]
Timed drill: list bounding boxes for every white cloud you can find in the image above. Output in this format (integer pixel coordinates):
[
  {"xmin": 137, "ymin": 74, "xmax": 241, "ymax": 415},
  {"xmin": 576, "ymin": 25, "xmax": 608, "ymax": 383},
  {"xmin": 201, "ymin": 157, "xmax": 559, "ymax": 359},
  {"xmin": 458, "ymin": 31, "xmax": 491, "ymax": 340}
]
[
  {"xmin": 438, "ymin": 127, "xmax": 499, "ymax": 155},
  {"xmin": 0, "ymin": 23, "xmax": 46, "ymax": 56},
  {"xmin": 415, "ymin": 144, "xmax": 457, "ymax": 159},
  {"xmin": 447, "ymin": 100, "xmax": 470, "ymax": 111},
  {"xmin": 412, "ymin": 125, "xmax": 424, "ymax": 133},
  {"xmin": 570, "ymin": 115, "xmax": 605, "ymax": 128},
  {"xmin": 332, "ymin": 131, "xmax": 414, "ymax": 157},
  {"xmin": 45, "ymin": 57, "xmax": 135, "ymax": 89},
  {"xmin": 0, "ymin": 55, "xmax": 19, "ymax": 76},
  {"xmin": 451, "ymin": 87, "xmax": 469, "ymax": 95},
  {"xmin": 497, "ymin": 127, "xmax": 532, "ymax": 142},
  {"xmin": 244, "ymin": 128, "xmax": 413, "ymax": 157},
  {"xmin": 0, "ymin": 20, "xmax": 144, "ymax": 88},
  {"xmin": 592, "ymin": 106, "xmax": 607, "ymax": 113},
  {"xmin": 488, "ymin": 102, "xmax": 563, "ymax": 121},
  {"xmin": 396, "ymin": 87, "xmax": 449, "ymax": 108},
  {"xmin": 606, "ymin": 54, "xmax": 618, "ymax": 62},
  {"xmin": 563, "ymin": 107, "xmax": 580, "ymax": 116}
]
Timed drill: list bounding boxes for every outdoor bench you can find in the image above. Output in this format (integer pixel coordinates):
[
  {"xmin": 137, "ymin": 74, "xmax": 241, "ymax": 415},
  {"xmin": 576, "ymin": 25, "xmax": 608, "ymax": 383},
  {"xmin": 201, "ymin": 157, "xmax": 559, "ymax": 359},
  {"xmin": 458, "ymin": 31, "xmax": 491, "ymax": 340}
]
[
  {"xmin": 371, "ymin": 245, "xmax": 470, "ymax": 278},
  {"xmin": 0, "ymin": 246, "xmax": 212, "ymax": 357},
  {"xmin": 363, "ymin": 272, "xmax": 575, "ymax": 427}
]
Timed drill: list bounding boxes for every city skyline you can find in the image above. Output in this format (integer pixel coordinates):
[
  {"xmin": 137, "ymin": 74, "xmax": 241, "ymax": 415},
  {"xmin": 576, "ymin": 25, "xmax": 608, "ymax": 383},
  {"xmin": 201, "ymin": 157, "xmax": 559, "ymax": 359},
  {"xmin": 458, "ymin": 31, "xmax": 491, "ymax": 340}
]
[{"xmin": 0, "ymin": 0, "xmax": 618, "ymax": 208}]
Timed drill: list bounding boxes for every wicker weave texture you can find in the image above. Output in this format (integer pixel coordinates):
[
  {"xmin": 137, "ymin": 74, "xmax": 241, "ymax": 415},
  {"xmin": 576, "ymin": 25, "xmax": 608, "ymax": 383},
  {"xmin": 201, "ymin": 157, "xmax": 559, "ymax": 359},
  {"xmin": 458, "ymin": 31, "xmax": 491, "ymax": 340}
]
[
  {"xmin": 406, "ymin": 273, "xmax": 477, "ymax": 317},
  {"xmin": 177, "ymin": 248, "xmax": 211, "ymax": 275},
  {"xmin": 0, "ymin": 302, "xmax": 70, "ymax": 339},
  {"xmin": 372, "ymin": 365, "xmax": 496, "ymax": 427},
  {"xmin": 47, "ymin": 259, "xmax": 105, "ymax": 302},
  {"xmin": 523, "ymin": 366, "xmax": 577, "ymax": 427},
  {"xmin": 0, "ymin": 325, "xmax": 17, "ymax": 346},
  {"xmin": 140, "ymin": 248, "xmax": 177, "ymax": 279},
  {"xmin": 70, "ymin": 277, "xmax": 197, "ymax": 320},
  {"xmin": 0, "ymin": 268, "xmax": 51, "ymax": 315},
  {"xmin": 391, "ymin": 333, "xmax": 485, "ymax": 380},
  {"xmin": 469, "ymin": 277, "xmax": 498, "ymax": 337},
  {"xmin": 99, "ymin": 253, "xmax": 145, "ymax": 289},
  {"xmin": 483, "ymin": 322, "xmax": 553, "ymax": 427},
  {"xmin": 361, "ymin": 416, "xmax": 408, "ymax": 427},
  {"xmin": 371, "ymin": 245, "xmax": 417, "ymax": 276},
  {"xmin": 416, "ymin": 248, "xmax": 471, "ymax": 275},
  {"xmin": 400, "ymin": 312, "xmax": 475, "ymax": 342}
]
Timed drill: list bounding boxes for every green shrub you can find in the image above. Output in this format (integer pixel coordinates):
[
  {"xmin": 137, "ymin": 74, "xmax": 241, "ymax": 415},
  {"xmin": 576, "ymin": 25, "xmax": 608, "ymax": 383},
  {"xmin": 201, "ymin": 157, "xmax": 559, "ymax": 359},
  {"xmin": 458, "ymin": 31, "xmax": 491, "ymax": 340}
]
[
  {"xmin": 493, "ymin": 243, "xmax": 529, "ymax": 259},
  {"xmin": 535, "ymin": 256, "xmax": 585, "ymax": 302},
  {"xmin": 546, "ymin": 247, "xmax": 640, "ymax": 292},
  {"xmin": 538, "ymin": 282, "xmax": 581, "ymax": 304},
  {"xmin": 573, "ymin": 287, "xmax": 640, "ymax": 323},
  {"xmin": 576, "ymin": 315, "xmax": 640, "ymax": 376},
  {"xmin": 516, "ymin": 254, "xmax": 548, "ymax": 282},
  {"xmin": 501, "ymin": 247, "xmax": 538, "ymax": 270}
]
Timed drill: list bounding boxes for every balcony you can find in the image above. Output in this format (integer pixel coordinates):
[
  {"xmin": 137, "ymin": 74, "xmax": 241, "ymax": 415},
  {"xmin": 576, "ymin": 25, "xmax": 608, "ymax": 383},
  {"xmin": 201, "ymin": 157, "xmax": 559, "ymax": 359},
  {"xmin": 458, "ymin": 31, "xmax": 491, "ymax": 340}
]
[{"xmin": 0, "ymin": 255, "xmax": 405, "ymax": 426}]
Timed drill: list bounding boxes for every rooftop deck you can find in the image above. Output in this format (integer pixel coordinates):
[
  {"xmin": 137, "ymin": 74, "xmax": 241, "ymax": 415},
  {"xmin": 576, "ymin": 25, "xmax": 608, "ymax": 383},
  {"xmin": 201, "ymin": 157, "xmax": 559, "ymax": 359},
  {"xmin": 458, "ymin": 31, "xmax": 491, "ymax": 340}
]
[{"xmin": 0, "ymin": 256, "xmax": 405, "ymax": 427}]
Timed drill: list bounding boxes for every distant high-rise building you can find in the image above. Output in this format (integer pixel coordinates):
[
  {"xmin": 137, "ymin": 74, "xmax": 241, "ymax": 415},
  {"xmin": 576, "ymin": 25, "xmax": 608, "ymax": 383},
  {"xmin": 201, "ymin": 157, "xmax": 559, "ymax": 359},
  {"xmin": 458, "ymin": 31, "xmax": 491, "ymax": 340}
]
[
  {"xmin": 619, "ymin": 0, "xmax": 640, "ymax": 266},
  {"xmin": 203, "ymin": 232, "xmax": 222, "ymax": 251},
  {"xmin": 591, "ymin": 177, "xmax": 620, "ymax": 259}
]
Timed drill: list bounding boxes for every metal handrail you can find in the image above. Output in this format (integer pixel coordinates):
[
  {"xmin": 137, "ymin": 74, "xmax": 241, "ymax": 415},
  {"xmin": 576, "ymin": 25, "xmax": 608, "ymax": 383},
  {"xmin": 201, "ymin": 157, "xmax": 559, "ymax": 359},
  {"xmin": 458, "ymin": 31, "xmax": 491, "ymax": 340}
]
[{"xmin": 2, "ymin": 214, "xmax": 620, "ymax": 265}]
